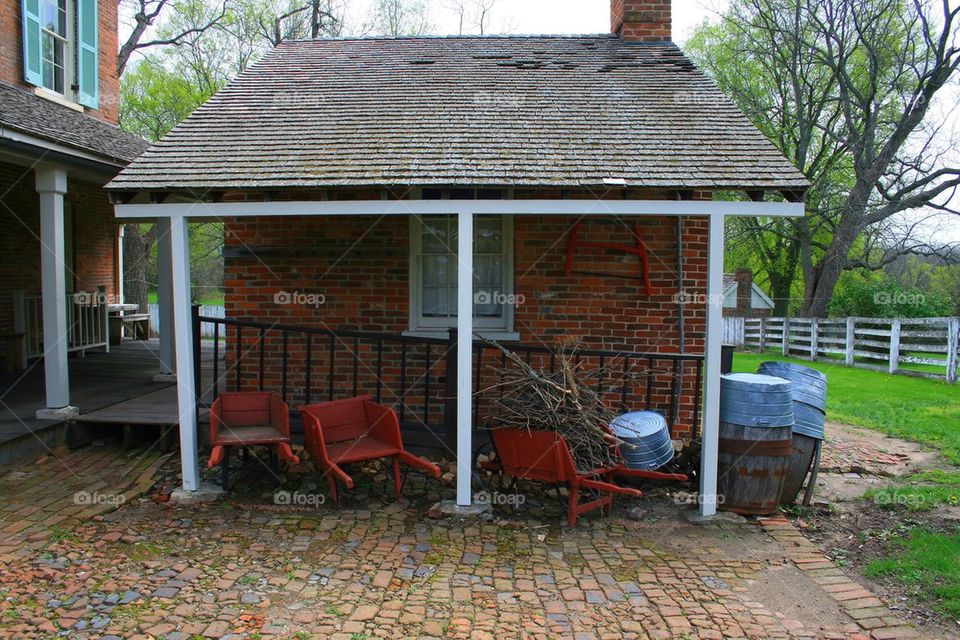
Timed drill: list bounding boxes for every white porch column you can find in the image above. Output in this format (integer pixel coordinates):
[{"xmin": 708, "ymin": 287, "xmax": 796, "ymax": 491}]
[
  {"xmin": 35, "ymin": 166, "xmax": 77, "ymax": 420},
  {"xmin": 155, "ymin": 218, "xmax": 176, "ymax": 378},
  {"xmin": 699, "ymin": 212, "xmax": 725, "ymax": 517},
  {"xmin": 117, "ymin": 224, "xmax": 125, "ymax": 304},
  {"xmin": 169, "ymin": 215, "xmax": 200, "ymax": 490},
  {"xmin": 456, "ymin": 212, "xmax": 474, "ymax": 506}
]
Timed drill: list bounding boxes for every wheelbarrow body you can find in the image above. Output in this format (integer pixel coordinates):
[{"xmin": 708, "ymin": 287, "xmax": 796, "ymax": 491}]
[
  {"xmin": 207, "ymin": 392, "xmax": 300, "ymax": 490},
  {"xmin": 299, "ymin": 396, "xmax": 441, "ymax": 505},
  {"xmin": 484, "ymin": 428, "xmax": 644, "ymax": 526}
]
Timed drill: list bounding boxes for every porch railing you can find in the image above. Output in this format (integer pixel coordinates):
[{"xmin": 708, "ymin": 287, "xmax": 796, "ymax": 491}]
[
  {"xmin": 12, "ymin": 289, "xmax": 109, "ymax": 360},
  {"xmin": 193, "ymin": 312, "xmax": 705, "ymax": 451}
]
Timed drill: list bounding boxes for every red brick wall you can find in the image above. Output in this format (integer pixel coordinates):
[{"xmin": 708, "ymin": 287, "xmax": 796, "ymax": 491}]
[
  {"xmin": 2, "ymin": 0, "xmax": 119, "ymax": 123},
  {"xmin": 0, "ymin": 162, "xmax": 118, "ymax": 356},
  {"xmin": 611, "ymin": 0, "xmax": 672, "ymax": 42},
  {"xmin": 221, "ymin": 194, "xmax": 712, "ymax": 439}
]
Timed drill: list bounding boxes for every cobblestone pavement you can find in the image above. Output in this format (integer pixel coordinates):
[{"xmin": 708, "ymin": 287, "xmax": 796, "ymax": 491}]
[
  {"xmin": 0, "ymin": 445, "xmax": 170, "ymax": 554},
  {"xmin": 0, "ymin": 448, "xmax": 917, "ymax": 640}
]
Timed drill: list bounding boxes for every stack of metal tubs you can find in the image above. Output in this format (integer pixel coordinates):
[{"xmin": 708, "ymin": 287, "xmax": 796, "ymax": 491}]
[{"xmin": 757, "ymin": 361, "xmax": 827, "ymax": 504}]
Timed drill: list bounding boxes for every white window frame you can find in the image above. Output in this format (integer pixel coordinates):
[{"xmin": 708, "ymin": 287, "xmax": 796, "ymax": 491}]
[
  {"xmin": 38, "ymin": 0, "xmax": 73, "ymax": 97},
  {"xmin": 407, "ymin": 214, "xmax": 518, "ymax": 340}
]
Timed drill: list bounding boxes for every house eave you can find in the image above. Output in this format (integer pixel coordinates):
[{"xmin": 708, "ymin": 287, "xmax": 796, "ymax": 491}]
[{"xmin": 113, "ymin": 198, "xmax": 806, "ymax": 221}]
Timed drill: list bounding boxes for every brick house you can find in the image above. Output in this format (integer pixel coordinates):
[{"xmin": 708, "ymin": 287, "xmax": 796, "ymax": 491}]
[
  {"xmin": 0, "ymin": 0, "xmax": 147, "ymax": 417},
  {"xmin": 108, "ymin": 0, "xmax": 808, "ymax": 515},
  {"xmin": 723, "ymin": 269, "xmax": 775, "ymax": 318}
]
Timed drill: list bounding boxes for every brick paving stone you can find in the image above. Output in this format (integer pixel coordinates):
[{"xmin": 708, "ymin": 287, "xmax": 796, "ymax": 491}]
[{"xmin": 0, "ymin": 448, "xmax": 926, "ymax": 640}]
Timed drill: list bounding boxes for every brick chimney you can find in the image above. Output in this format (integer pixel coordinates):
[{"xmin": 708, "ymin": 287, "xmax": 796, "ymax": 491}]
[
  {"xmin": 734, "ymin": 268, "xmax": 753, "ymax": 315},
  {"xmin": 611, "ymin": 0, "xmax": 672, "ymax": 42}
]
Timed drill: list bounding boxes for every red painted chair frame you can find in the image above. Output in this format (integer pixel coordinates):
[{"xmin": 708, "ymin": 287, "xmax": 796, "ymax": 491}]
[
  {"xmin": 483, "ymin": 428, "xmax": 644, "ymax": 526},
  {"xmin": 299, "ymin": 396, "xmax": 441, "ymax": 505},
  {"xmin": 207, "ymin": 392, "xmax": 300, "ymax": 489}
]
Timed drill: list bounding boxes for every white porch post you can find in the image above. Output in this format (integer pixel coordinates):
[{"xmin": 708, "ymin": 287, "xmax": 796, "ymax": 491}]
[
  {"xmin": 456, "ymin": 212, "xmax": 474, "ymax": 506},
  {"xmin": 35, "ymin": 166, "xmax": 77, "ymax": 420},
  {"xmin": 155, "ymin": 218, "xmax": 176, "ymax": 377},
  {"xmin": 169, "ymin": 215, "xmax": 200, "ymax": 490},
  {"xmin": 117, "ymin": 225, "xmax": 125, "ymax": 304},
  {"xmin": 699, "ymin": 212, "xmax": 725, "ymax": 517}
]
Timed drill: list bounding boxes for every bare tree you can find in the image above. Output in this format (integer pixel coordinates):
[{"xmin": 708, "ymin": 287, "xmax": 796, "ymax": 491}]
[
  {"xmin": 370, "ymin": 0, "xmax": 433, "ymax": 36},
  {"xmin": 117, "ymin": 0, "xmax": 227, "ymax": 75},
  {"xmin": 442, "ymin": 0, "xmax": 505, "ymax": 34}
]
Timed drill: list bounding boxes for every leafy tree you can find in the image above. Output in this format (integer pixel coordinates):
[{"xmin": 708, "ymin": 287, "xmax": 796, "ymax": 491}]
[
  {"xmin": 688, "ymin": 0, "xmax": 960, "ymax": 317},
  {"xmin": 119, "ymin": 57, "xmax": 214, "ymax": 142},
  {"xmin": 828, "ymin": 270, "xmax": 953, "ymax": 317}
]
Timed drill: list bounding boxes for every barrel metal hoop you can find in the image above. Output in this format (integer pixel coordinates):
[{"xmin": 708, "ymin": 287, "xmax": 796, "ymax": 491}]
[{"xmin": 718, "ymin": 437, "xmax": 793, "ymax": 457}]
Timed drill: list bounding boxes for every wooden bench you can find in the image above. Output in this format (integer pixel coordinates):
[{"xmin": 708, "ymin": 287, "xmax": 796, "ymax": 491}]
[
  {"xmin": 299, "ymin": 396, "xmax": 441, "ymax": 505},
  {"xmin": 121, "ymin": 314, "xmax": 150, "ymax": 340}
]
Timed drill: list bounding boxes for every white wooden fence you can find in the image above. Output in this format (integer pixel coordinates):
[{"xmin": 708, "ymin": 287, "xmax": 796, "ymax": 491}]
[
  {"xmin": 740, "ymin": 316, "xmax": 960, "ymax": 383},
  {"xmin": 148, "ymin": 303, "xmax": 224, "ymax": 338}
]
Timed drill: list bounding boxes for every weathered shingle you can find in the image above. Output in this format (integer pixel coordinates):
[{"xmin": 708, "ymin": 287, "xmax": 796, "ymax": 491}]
[
  {"xmin": 0, "ymin": 82, "xmax": 148, "ymax": 166},
  {"xmin": 108, "ymin": 35, "xmax": 808, "ymax": 192}
]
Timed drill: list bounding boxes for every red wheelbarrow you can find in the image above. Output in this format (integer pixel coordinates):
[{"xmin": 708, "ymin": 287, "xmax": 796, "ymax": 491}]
[
  {"xmin": 480, "ymin": 428, "xmax": 638, "ymax": 526},
  {"xmin": 299, "ymin": 396, "xmax": 441, "ymax": 505}
]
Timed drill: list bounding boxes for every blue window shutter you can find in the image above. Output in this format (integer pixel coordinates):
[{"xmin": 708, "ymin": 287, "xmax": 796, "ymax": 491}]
[
  {"xmin": 21, "ymin": 0, "xmax": 42, "ymax": 86},
  {"xmin": 75, "ymin": 0, "xmax": 99, "ymax": 109}
]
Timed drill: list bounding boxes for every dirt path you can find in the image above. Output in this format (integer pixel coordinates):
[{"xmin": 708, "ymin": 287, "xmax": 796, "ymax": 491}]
[{"xmin": 794, "ymin": 421, "xmax": 960, "ymax": 639}]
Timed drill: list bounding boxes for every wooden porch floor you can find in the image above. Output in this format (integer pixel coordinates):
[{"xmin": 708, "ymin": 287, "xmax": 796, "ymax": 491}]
[{"xmin": 0, "ymin": 339, "xmax": 221, "ymax": 467}]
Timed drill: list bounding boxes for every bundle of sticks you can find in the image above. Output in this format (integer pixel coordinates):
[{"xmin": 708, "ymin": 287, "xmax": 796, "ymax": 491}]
[{"xmin": 480, "ymin": 336, "xmax": 621, "ymax": 472}]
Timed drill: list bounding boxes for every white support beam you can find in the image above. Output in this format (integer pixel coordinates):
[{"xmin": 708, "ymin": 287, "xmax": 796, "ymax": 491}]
[
  {"xmin": 155, "ymin": 218, "xmax": 176, "ymax": 377},
  {"xmin": 115, "ymin": 199, "xmax": 806, "ymax": 220},
  {"xmin": 456, "ymin": 212, "xmax": 474, "ymax": 506},
  {"xmin": 699, "ymin": 212, "xmax": 725, "ymax": 517},
  {"xmin": 169, "ymin": 215, "xmax": 200, "ymax": 490},
  {"xmin": 35, "ymin": 166, "xmax": 77, "ymax": 420}
]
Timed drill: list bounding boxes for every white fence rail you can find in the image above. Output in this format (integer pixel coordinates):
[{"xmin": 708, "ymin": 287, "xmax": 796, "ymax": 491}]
[
  {"xmin": 12, "ymin": 290, "xmax": 109, "ymax": 360},
  {"xmin": 742, "ymin": 316, "xmax": 960, "ymax": 383},
  {"xmin": 148, "ymin": 303, "xmax": 224, "ymax": 338}
]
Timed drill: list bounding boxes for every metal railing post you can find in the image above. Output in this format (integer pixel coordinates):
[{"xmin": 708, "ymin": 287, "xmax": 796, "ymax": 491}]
[{"xmin": 444, "ymin": 327, "xmax": 458, "ymax": 454}]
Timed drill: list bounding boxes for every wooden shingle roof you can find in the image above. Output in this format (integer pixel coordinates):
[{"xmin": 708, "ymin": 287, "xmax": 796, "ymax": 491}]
[
  {"xmin": 108, "ymin": 35, "xmax": 808, "ymax": 193},
  {"xmin": 0, "ymin": 82, "xmax": 148, "ymax": 166}
]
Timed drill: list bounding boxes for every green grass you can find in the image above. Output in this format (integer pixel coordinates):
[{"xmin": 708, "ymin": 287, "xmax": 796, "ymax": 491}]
[
  {"xmin": 147, "ymin": 290, "xmax": 224, "ymax": 306},
  {"xmin": 865, "ymin": 528, "xmax": 960, "ymax": 618},
  {"xmin": 733, "ymin": 351, "xmax": 960, "ymax": 463},
  {"xmin": 864, "ymin": 470, "xmax": 960, "ymax": 512}
]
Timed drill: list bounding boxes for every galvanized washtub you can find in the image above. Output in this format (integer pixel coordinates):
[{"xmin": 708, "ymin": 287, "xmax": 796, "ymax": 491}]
[
  {"xmin": 717, "ymin": 373, "xmax": 794, "ymax": 515},
  {"xmin": 609, "ymin": 411, "xmax": 674, "ymax": 471}
]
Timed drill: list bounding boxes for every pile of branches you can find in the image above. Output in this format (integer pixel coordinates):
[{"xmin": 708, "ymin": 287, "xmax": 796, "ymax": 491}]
[{"xmin": 480, "ymin": 336, "xmax": 620, "ymax": 472}]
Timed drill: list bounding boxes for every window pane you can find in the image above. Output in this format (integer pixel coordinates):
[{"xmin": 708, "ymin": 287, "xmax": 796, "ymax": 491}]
[
  {"xmin": 475, "ymin": 216, "xmax": 502, "ymax": 254},
  {"xmin": 475, "ymin": 255, "xmax": 503, "ymax": 288},
  {"xmin": 41, "ymin": 1, "xmax": 59, "ymax": 32},
  {"xmin": 421, "ymin": 255, "xmax": 448, "ymax": 286},
  {"xmin": 422, "ymin": 287, "xmax": 449, "ymax": 317},
  {"xmin": 421, "ymin": 217, "xmax": 448, "ymax": 253}
]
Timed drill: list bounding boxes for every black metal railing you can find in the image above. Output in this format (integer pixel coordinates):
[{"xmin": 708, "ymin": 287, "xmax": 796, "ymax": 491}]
[{"xmin": 193, "ymin": 311, "xmax": 705, "ymax": 452}]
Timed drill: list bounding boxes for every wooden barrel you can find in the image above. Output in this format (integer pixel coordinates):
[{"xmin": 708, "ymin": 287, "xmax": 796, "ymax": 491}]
[
  {"xmin": 781, "ymin": 433, "xmax": 818, "ymax": 504},
  {"xmin": 717, "ymin": 422, "xmax": 793, "ymax": 515}
]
